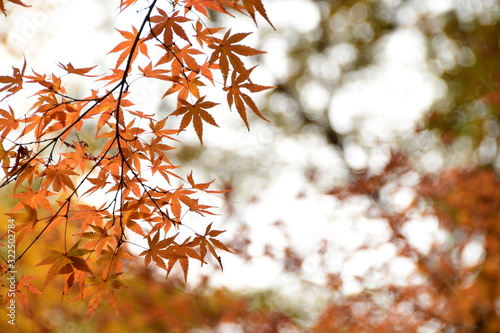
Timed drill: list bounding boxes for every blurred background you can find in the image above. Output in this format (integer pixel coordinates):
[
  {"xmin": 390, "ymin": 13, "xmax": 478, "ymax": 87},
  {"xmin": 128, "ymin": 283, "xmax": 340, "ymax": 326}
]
[{"xmin": 2, "ymin": 0, "xmax": 500, "ymax": 331}]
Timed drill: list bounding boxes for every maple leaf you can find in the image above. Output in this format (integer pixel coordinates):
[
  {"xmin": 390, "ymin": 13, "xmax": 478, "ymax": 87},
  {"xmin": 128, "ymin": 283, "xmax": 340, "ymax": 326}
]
[
  {"xmin": 150, "ymin": 157, "xmax": 181, "ymax": 184},
  {"xmin": 68, "ymin": 203, "xmax": 107, "ymax": 232},
  {"xmin": 146, "ymin": 136, "xmax": 176, "ymax": 160},
  {"xmin": 42, "ymin": 164, "xmax": 79, "ymax": 192},
  {"xmin": 139, "ymin": 232, "xmax": 177, "ymax": 268},
  {"xmin": 148, "ymin": 116, "xmax": 181, "ymax": 141},
  {"xmin": 97, "ymin": 245, "xmax": 135, "ymax": 278},
  {"xmin": 192, "ymin": 19, "xmax": 223, "ymax": 46},
  {"xmin": 83, "ymin": 172, "xmax": 110, "ymax": 197},
  {"xmin": 61, "ymin": 140, "xmax": 91, "ymax": 174},
  {"xmin": 9, "ymin": 275, "xmax": 42, "ymax": 317},
  {"xmin": 83, "ymin": 94, "xmax": 121, "ymax": 131},
  {"xmin": 170, "ymin": 96, "xmax": 219, "ymax": 144},
  {"xmin": 199, "ymin": 61, "xmax": 220, "ymax": 85},
  {"xmin": 148, "ymin": 9, "xmax": 191, "ymax": 45},
  {"xmin": 109, "ymin": 26, "xmax": 148, "ymax": 68},
  {"xmin": 36, "ymin": 241, "xmax": 93, "ymax": 289},
  {"xmin": 193, "ymin": 222, "xmax": 232, "ymax": 270},
  {"xmin": 0, "ymin": 141, "xmax": 16, "ymax": 174},
  {"xmin": 207, "ymin": 236, "xmax": 232, "ymax": 253},
  {"xmin": 0, "ymin": 59, "xmax": 26, "ymax": 100},
  {"xmin": 224, "ymin": 67, "xmax": 272, "ymax": 128},
  {"xmin": 165, "ymin": 186, "xmax": 196, "ymax": 220},
  {"xmin": 148, "ymin": 214, "xmax": 176, "ymax": 235},
  {"xmin": 139, "ymin": 62, "xmax": 171, "ymax": 81},
  {"xmin": 208, "ymin": 29, "xmax": 264, "ymax": 84},
  {"xmin": 118, "ymin": 0, "xmax": 136, "ymax": 11},
  {"xmin": 184, "ymin": 0, "xmax": 232, "ymax": 17},
  {"xmin": 186, "ymin": 171, "xmax": 230, "ymax": 194},
  {"xmin": 0, "ymin": 106, "xmax": 18, "ymax": 138},
  {"xmin": 121, "ymin": 205, "xmax": 147, "ymax": 237},
  {"xmin": 203, "ymin": 222, "xmax": 227, "ymax": 238},
  {"xmin": 187, "ymin": 171, "xmax": 214, "ymax": 191},
  {"xmin": 12, "ymin": 186, "xmax": 56, "ymax": 214},
  {"xmin": 79, "ymin": 224, "xmax": 115, "ymax": 256},
  {"xmin": 57, "ymin": 62, "xmax": 98, "ymax": 77},
  {"xmin": 97, "ymin": 68, "xmax": 126, "ymax": 86},
  {"xmin": 5, "ymin": 202, "xmax": 38, "ymax": 243},
  {"xmin": 156, "ymin": 44, "xmax": 202, "ymax": 75},
  {"xmin": 79, "ymin": 273, "xmax": 127, "ymax": 322},
  {"xmin": 119, "ymin": 118, "xmax": 145, "ymax": 141},
  {"xmin": 162, "ymin": 70, "xmax": 204, "ymax": 102},
  {"xmin": 241, "ymin": 0, "xmax": 275, "ymax": 29},
  {"xmin": 25, "ymin": 71, "xmax": 64, "ymax": 95},
  {"xmin": 11, "ymin": 157, "xmax": 40, "ymax": 191},
  {"xmin": 161, "ymin": 238, "xmax": 204, "ymax": 282},
  {"xmin": 0, "ymin": 0, "xmax": 28, "ymax": 16}
]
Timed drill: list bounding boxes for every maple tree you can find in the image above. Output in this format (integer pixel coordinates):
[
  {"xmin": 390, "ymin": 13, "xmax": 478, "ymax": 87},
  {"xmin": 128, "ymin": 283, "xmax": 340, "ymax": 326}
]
[
  {"xmin": 0, "ymin": 0, "xmax": 273, "ymax": 321},
  {"xmin": 2, "ymin": 0, "xmax": 500, "ymax": 331}
]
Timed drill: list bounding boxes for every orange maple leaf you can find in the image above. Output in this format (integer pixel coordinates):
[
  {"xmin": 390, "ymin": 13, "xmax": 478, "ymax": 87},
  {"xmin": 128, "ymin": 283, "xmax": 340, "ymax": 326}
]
[
  {"xmin": 42, "ymin": 164, "xmax": 78, "ymax": 192},
  {"xmin": 118, "ymin": 0, "xmax": 136, "ymax": 11},
  {"xmin": 148, "ymin": 9, "xmax": 191, "ymax": 45},
  {"xmin": 156, "ymin": 44, "xmax": 202, "ymax": 76},
  {"xmin": 0, "ymin": 106, "xmax": 18, "ymax": 138},
  {"xmin": 0, "ymin": 0, "xmax": 28, "ymax": 16},
  {"xmin": 12, "ymin": 186, "xmax": 56, "ymax": 214},
  {"xmin": 79, "ymin": 224, "xmax": 115, "ymax": 257},
  {"xmin": 109, "ymin": 26, "xmax": 148, "ymax": 68},
  {"xmin": 184, "ymin": 0, "xmax": 232, "ymax": 17},
  {"xmin": 97, "ymin": 245, "xmax": 135, "ymax": 278},
  {"xmin": 165, "ymin": 185, "xmax": 196, "ymax": 220},
  {"xmin": 120, "ymin": 208, "xmax": 147, "ymax": 237},
  {"xmin": 208, "ymin": 29, "xmax": 264, "ymax": 83},
  {"xmin": 36, "ymin": 241, "xmax": 93, "ymax": 289},
  {"xmin": 139, "ymin": 62, "xmax": 171, "ymax": 81},
  {"xmin": 79, "ymin": 273, "xmax": 127, "ymax": 322},
  {"xmin": 150, "ymin": 157, "xmax": 181, "ymax": 184},
  {"xmin": 224, "ymin": 67, "xmax": 272, "ymax": 128},
  {"xmin": 97, "ymin": 68, "xmax": 126, "ymax": 86},
  {"xmin": 0, "ymin": 142, "xmax": 16, "ymax": 173},
  {"xmin": 61, "ymin": 140, "xmax": 91, "ymax": 174},
  {"xmin": 161, "ymin": 238, "xmax": 204, "ymax": 282},
  {"xmin": 139, "ymin": 232, "xmax": 177, "ymax": 268},
  {"xmin": 5, "ymin": 202, "xmax": 38, "ymax": 243},
  {"xmin": 170, "ymin": 96, "xmax": 219, "ymax": 144},
  {"xmin": 192, "ymin": 20, "xmax": 224, "ymax": 48},
  {"xmin": 162, "ymin": 71, "xmax": 204, "ymax": 102},
  {"xmin": 241, "ymin": 0, "xmax": 275, "ymax": 29},
  {"xmin": 58, "ymin": 62, "xmax": 98, "ymax": 77},
  {"xmin": 187, "ymin": 171, "xmax": 214, "ymax": 191},
  {"xmin": 0, "ymin": 59, "xmax": 26, "ymax": 100},
  {"xmin": 148, "ymin": 116, "xmax": 181, "ymax": 140},
  {"xmin": 9, "ymin": 275, "xmax": 42, "ymax": 317},
  {"xmin": 192, "ymin": 222, "xmax": 232, "ymax": 270}
]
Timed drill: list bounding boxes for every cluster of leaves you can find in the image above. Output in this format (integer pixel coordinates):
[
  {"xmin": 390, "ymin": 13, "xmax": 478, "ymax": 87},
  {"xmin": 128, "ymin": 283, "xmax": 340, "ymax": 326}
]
[
  {"xmin": 0, "ymin": 247, "xmax": 299, "ymax": 332},
  {"xmin": 0, "ymin": 0, "xmax": 273, "ymax": 320}
]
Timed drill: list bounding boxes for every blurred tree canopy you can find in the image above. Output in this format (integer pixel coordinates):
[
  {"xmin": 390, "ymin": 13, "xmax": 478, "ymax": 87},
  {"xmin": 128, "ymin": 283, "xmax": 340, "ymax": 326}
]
[
  {"xmin": 2, "ymin": 0, "xmax": 500, "ymax": 332},
  {"xmin": 174, "ymin": 0, "xmax": 500, "ymax": 331}
]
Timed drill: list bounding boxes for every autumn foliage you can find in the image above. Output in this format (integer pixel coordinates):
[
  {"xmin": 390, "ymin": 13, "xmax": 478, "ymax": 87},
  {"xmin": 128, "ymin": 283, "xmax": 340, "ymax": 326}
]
[
  {"xmin": 0, "ymin": 0, "xmax": 273, "ymax": 321},
  {"xmin": 318, "ymin": 159, "xmax": 500, "ymax": 332},
  {"xmin": 2, "ymin": 0, "xmax": 500, "ymax": 331}
]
